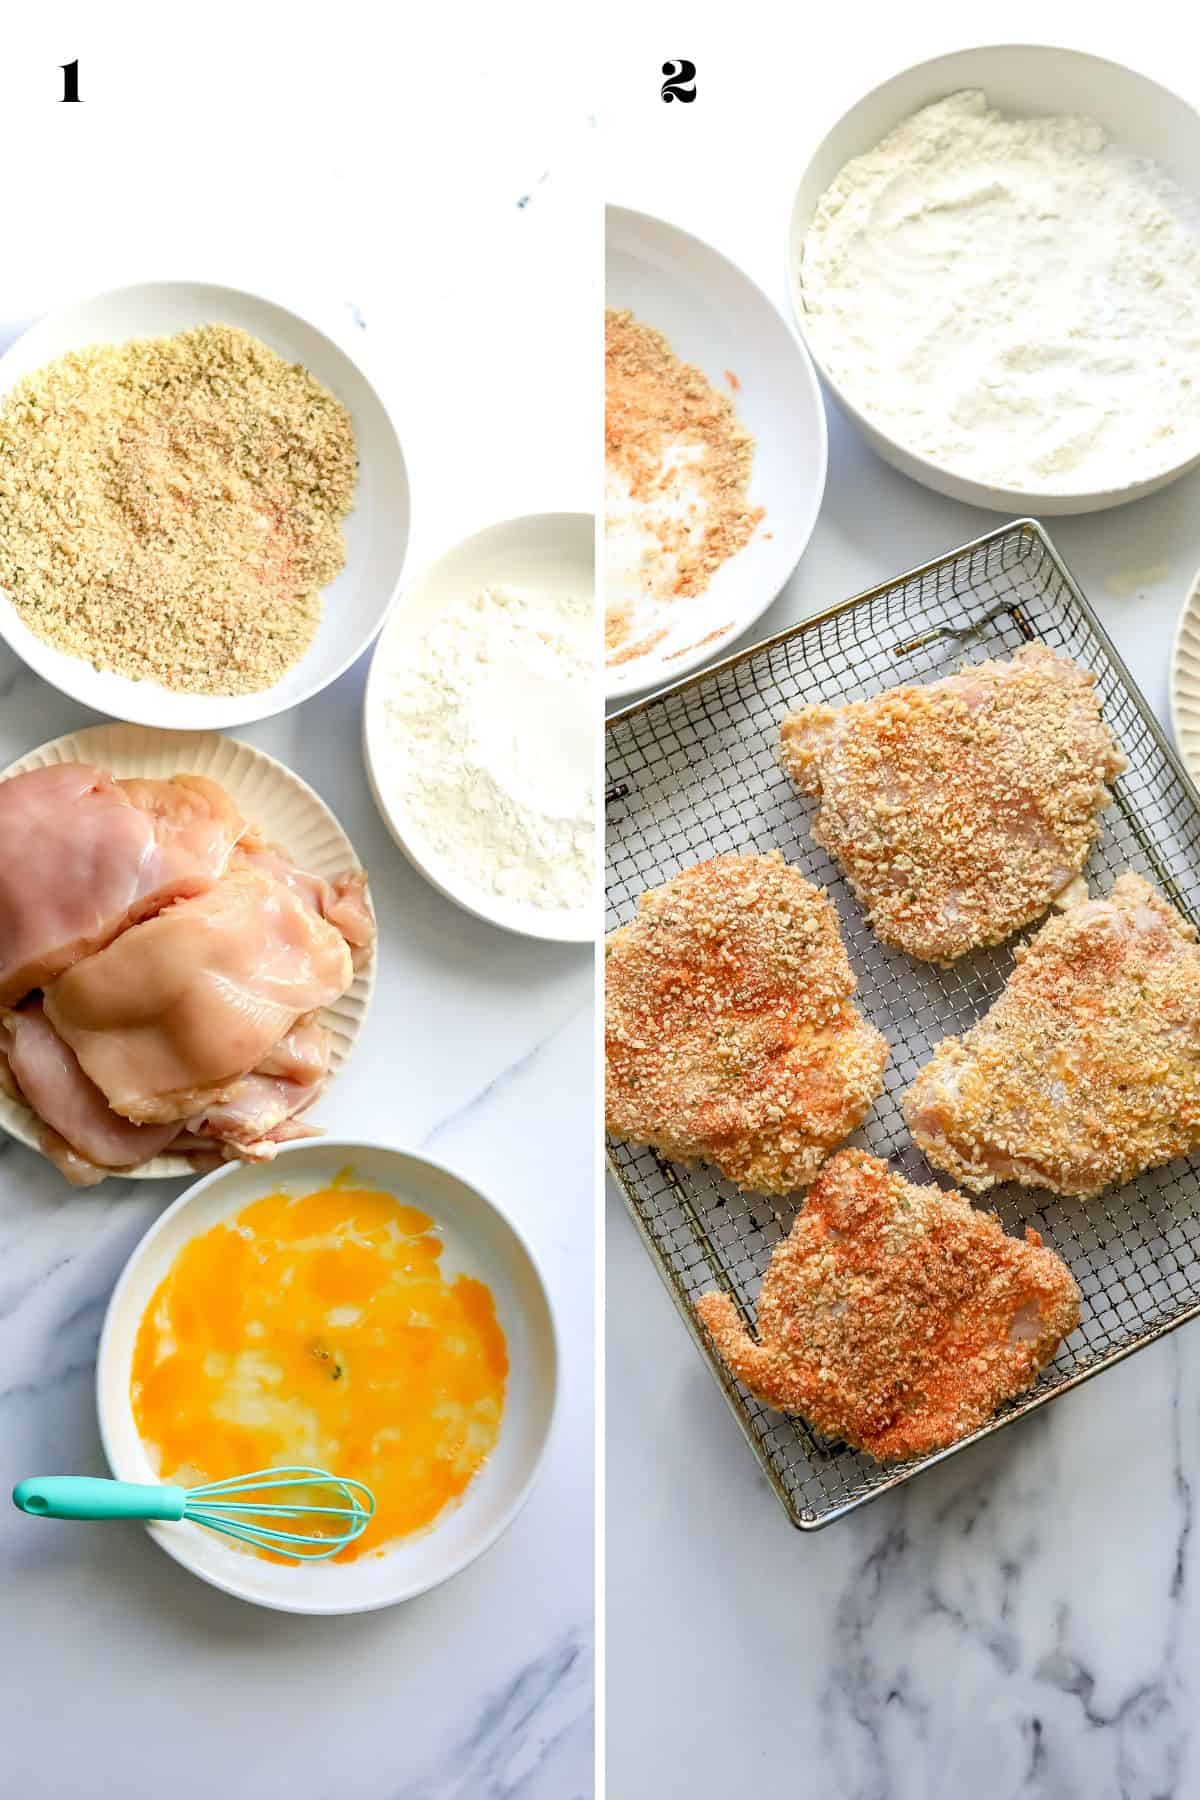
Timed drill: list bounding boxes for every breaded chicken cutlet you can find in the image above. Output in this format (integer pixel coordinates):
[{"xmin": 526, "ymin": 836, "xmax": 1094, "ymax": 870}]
[
  {"xmin": 906, "ymin": 872, "xmax": 1200, "ymax": 1199},
  {"xmin": 696, "ymin": 1150, "xmax": 1080, "ymax": 1461},
  {"xmin": 605, "ymin": 853, "xmax": 888, "ymax": 1195},
  {"xmin": 778, "ymin": 643, "xmax": 1125, "ymax": 963}
]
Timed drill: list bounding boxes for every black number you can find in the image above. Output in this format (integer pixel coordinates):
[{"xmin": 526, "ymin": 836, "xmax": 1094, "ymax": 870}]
[
  {"xmin": 61, "ymin": 60, "xmax": 81, "ymax": 103},
  {"xmin": 661, "ymin": 60, "xmax": 696, "ymax": 104}
]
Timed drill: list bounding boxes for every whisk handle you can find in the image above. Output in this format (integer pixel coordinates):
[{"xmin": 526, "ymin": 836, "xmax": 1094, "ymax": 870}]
[{"xmin": 12, "ymin": 1477, "xmax": 187, "ymax": 1522}]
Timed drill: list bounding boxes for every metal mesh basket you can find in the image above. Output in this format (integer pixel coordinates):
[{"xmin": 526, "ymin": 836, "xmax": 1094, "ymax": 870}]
[{"xmin": 605, "ymin": 519, "xmax": 1200, "ymax": 1529}]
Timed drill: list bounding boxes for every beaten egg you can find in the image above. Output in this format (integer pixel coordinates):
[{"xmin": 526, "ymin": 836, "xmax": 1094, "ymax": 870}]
[{"xmin": 131, "ymin": 1179, "xmax": 508, "ymax": 1560}]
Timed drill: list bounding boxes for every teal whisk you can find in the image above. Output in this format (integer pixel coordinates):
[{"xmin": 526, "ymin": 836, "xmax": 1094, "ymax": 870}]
[{"xmin": 12, "ymin": 1466, "xmax": 375, "ymax": 1561}]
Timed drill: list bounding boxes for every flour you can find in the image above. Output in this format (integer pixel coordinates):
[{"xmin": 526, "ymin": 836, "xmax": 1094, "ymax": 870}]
[
  {"xmin": 380, "ymin": 584, "xmax": 593, "ymax": 912},
  {"xmin": 801, "ymin": 90, "xmax": 1200, "ymax": 493},
  {"xmin": 604, "ymin": 453, "xmax": 705, "ymax": 662}
]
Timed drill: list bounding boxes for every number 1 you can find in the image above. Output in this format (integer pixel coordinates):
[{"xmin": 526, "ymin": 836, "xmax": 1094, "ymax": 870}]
[{"xmin": 61, "ymin": 60, "xmax": 80, "ymax": 103}]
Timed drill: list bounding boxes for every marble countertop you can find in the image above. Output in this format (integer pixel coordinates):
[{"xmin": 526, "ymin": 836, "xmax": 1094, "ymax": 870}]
[
  {"xmin": 0, "ymin": 74, "xmax": 595, "ymax": 1800},
  {"xmin": 605, "ymin": 16, "xmax": 1200, "ymax": 1799}
]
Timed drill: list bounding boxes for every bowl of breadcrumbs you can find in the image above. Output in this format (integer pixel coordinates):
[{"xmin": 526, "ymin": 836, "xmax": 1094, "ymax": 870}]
[
  {"xmin": 0, "ymin": 282, "xmax": 409, "ymax": 728},
  {"xmin": 605, "ymin": 207, "xmax": 827, "ymax": 700}
]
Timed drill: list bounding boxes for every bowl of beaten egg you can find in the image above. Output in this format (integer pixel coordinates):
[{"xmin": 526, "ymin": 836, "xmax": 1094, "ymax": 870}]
[{"xmin": 97, "ymin": 1141, "xmax": 558, "ymax": 1612}]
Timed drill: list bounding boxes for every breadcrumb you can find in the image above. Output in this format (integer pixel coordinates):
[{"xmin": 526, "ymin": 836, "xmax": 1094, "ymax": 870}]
[
  {"xmin": 905, "ymin": 872, "xmax": 1200, "ymax": 1198},
  {"xmin": 605, "ymin": 852, "xmax": 888, "ymax": 1194},
  {"xmin": 0, "ymin": 325, "xmax": 357, "ymax": 695},
  {"xmin": 605, "ymin": 308, "xmax": 763, "ymax": 661},
  {"xmin": 697, "ymin": 1149, "xmax": 1080, "ymax": 1461},
  {"xmin": 779, "ymin": 643, "xmax": 1125, "ymax": 962}
]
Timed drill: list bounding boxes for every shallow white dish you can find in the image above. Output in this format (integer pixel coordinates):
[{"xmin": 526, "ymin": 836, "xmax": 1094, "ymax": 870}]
[
  {"xmin": 363, "ymin": 512, "xmax": 594, "ymax": 943},
  {"xmin": 0, "ymin": 281, "xmax": 409, "ymax": 728},
  {"xmin": 606, "ymin": 205, "xmax": 827, "ymax": 699},
  {"xmin": 788, "ymin": 45, "xmax": 1200, "ymax": 516},
  {"xmin": 0, "ymin": 722, "xmax": 375, "ymax": 1179},
  {"xmin": 97, "ymin": 1140, "xmax": 558, "ymax": 1613},
  {"xmin": 1171, "ymin": 570, "xmax": 1200, "ymax": 792}
]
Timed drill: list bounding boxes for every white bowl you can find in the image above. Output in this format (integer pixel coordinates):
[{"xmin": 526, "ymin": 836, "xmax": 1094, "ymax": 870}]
[
  {"xmin": 606, "ymin": 206, "xmax": 827, "ymax": 699},
  {"xmin": 97, "ymin": 1140, "xmax": 558, "ymax": 1613},
  {"xmin": 363, "ymin": 512, "xmax": 595, "ymax": 943},
  {"xmin": 788, "ymin": 45, "xmax": 1200, "ymax": 516},
  {"xmin": 0, "ymin": 281, "xmax": 409, "ymax": 728},
  {"xmin": 1171, "ymin": 568, "xmax": 1200, "ymax": 791},
  {"xmin": 0, "ymin": 723, "xmax": 375, "ymax": 1179}
]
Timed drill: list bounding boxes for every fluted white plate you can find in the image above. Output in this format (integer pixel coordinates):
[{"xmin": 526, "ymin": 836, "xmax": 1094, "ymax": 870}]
[
  {"xmin": 0, "ymin": 724, "xmax": 375, "ymax": 1179},
  {"xmin": 1172, "ymin": 572, "xmax": 1200, "ymax": 792}
]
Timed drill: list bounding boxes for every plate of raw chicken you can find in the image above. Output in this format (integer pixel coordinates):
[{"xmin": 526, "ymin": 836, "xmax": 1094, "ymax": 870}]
[{"xmin": 0, "ymin": 724, "xmax": 375, "ymax": 1185}]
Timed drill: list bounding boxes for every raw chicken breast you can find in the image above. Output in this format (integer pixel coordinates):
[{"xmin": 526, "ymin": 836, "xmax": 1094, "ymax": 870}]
[
  {"xmin": 0, "ymin": 764, "xmax": 243, "ymax": 1005},
  {"xmin": 34, "ymin": 1128, "xmax": 110, "ymax": 1188},
  {"xmin": 44, "ymin": 871, "xmax": 352, "ymax": 1125},
  {"xmin": 184, "ymin": 1016, "xmax": 332, "ymax": 1159},
  {"xmin": 120, "ymin": 775, "xmax": 244, "ymax": 868},
  {"xmin": 0, "ymin": 1001, "xmax": 181, "ymax": 1175},
  {"xmin": 233, "ymin": 834, "xmax": 375, "ymax": 963},
  {"xmin": 255, "ymin": 1016, "xmax": 334, "ymax": 1084}
]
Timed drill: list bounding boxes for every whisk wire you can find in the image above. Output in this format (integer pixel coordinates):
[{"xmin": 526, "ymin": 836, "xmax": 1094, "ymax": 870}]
[
  {"xmin": 186, "ymin": 1513, "xmax": 359, "ymax": 1556},
  {"xmin": 187, "ymin": 1465, "xmax": 372, "ymax": 1499},
  {"xmin": 200, "ymin": 1501, "xmax": 370, "ymax": 1519},
  {"xmin": 182, "ymin": 1465, "xmax": 376, "ymax": 1560}
]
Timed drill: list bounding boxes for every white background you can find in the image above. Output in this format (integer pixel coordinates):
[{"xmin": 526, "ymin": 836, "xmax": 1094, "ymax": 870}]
[
  {"xmin": 603, "ymin": 6, "xmax": 1200, "ymax": 1799},
  {"xmin": 4, "ymin": 4, "xmax": 1200, "ymax": 1795},
  {"xmin": 0, "ymin": 8, "xmax": 597, "ymax": 1799}
]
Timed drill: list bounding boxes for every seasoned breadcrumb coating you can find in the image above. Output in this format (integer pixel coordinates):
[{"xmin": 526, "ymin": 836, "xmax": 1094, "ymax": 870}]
[
  {"xmin": 605, "ymin": 852, "xmax": 888, "ymax": 1195},
  {"xmin": 778, "ymin": 643, "xmax": 1125, "ymax": 963},
  {"xmin": 604, "ymin": 308, "xmax": 763, "ymax": 607},
  {"xmin": 905, "ymin": 873, "xmax": 1200, "ymax": 1198},
  {"xmin": 696, "ymin": 1150, "xmax": 1080, "ymax": 1461}
]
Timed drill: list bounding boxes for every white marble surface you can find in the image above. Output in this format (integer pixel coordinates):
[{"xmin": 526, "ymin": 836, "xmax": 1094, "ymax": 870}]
[
  {"xmin": 604, "ymin": 11, "xmax": 1200, "ymax": 1797},
  {"xmin": 0, "ymin": 31, "xmax": 595, "ymax": 1799}
]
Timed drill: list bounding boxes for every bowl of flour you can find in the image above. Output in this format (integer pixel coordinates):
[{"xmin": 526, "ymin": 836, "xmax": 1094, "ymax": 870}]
[
  {"xmin": 788, "ymin": 46, "xmax": 1200, "ymax": 514},
  {"xmin": 363, "ymin": 513, "xmax": 594, "ymax": 943}
]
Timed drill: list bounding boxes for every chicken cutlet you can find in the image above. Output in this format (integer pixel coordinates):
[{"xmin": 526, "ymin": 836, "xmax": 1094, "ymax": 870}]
[
  {"xmin": 0, "ymin": 764, "xmax": 243, "ymax": 1004},
  {"xmin": 605, "ymin": 852, "xmax": 888, "ymax": 1195},
  {"xmin": 181, "ymin": 1016, "xmax": 332, "ymax": 1161},
  {"xmin": 0, "ymin": 760, "xmax": 375, "ymax": 1182},
  {"xmin": 43, "ymin": 870, "xmax": 352, "ymax": 1125},
  {"xmin": 0, "ymin": 1000, "xmax": 182, "ymax": 1179},
  {"xmin": 232, "ymin": 832, "xmax": 375, "ymax": 966},
  {"xmin": 905, "ymin": 872, "xmax": 1200, "ymax": 1199},
  {"xmin": 0, "ymin": 998, "xmax": 336, "ymax": 1185},
  {"xmin": 778, "ymin": 643, "xmax": 1125, "ymax": 963},
  {"xmin": 696, "ymin": 1150, "xmax": 1080, "ymax": 1461}
]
